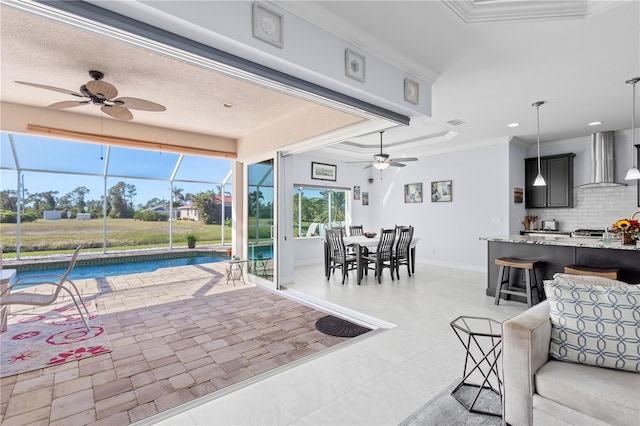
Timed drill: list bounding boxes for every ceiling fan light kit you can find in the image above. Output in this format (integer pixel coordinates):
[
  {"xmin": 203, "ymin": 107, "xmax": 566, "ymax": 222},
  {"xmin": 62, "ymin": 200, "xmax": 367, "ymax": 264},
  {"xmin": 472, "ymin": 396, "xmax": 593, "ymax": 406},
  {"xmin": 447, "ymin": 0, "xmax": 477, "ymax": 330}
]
[
  {"xmin": 16, "ymin": 70, "xmax": 166, "ymax": 121},
  {"xmin": 347, "ymin": 131, "xmax": 419, "ymax": 170},
  {"xmin": 625, "ymin": 77, "xmax": 640, "ymax": 181},
  {"xmin": 532, "ymin": 101, "xmax": 547, "ymax": 187}
]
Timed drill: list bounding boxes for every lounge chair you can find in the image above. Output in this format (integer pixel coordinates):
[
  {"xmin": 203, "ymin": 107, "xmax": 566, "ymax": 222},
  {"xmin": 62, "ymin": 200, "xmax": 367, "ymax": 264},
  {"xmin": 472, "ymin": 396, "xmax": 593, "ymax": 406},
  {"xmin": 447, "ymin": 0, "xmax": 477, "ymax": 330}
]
[{"xmin": 0, "ymin": 246, "xmax": 90, "ymax": 330}]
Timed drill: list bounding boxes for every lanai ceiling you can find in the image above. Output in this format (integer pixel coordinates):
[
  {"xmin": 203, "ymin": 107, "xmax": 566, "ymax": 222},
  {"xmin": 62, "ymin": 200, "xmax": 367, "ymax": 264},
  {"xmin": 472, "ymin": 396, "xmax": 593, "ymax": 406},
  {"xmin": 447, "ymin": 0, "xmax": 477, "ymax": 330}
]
[{"xmin": 1, "ymin": 1, "xmax": 639, "ymax": 161}]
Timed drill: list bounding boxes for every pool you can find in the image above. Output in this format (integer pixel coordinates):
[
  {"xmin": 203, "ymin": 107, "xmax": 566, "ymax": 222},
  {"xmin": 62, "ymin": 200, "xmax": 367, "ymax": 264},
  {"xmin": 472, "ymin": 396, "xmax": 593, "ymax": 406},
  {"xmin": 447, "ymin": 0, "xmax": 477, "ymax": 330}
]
[{"xmin": 13, "ymin": 252, "xmax": 227, "ymax": 282}]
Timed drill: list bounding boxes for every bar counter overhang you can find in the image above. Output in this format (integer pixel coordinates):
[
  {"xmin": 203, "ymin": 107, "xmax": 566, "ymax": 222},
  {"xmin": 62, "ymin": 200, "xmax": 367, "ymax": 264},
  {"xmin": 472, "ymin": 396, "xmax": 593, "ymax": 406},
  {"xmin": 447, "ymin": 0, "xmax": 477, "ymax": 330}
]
[{"xmin": 481, "ymin": 235, "xmax": 640, "ymax": 303}]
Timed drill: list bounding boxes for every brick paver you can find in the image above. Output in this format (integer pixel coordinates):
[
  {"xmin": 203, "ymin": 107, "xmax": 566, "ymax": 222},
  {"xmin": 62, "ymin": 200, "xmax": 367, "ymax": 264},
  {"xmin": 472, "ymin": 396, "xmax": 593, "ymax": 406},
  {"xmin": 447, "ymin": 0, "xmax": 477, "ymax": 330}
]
[{"xmin": 0, "ymin": 261, "xmax": 352, "ymax": 425}]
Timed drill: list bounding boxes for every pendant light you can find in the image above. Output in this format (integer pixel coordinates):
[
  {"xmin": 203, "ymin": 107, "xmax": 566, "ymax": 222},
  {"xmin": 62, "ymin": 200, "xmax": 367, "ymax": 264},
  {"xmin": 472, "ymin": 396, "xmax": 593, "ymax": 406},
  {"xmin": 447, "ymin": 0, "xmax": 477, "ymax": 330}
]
[
  {"xmin": 624, "ymin": 77, "xmax": 640, "ymax": 180},
  {"xmin": 532, "ymin": 101, "xmax": 546, "ymax": 186}
]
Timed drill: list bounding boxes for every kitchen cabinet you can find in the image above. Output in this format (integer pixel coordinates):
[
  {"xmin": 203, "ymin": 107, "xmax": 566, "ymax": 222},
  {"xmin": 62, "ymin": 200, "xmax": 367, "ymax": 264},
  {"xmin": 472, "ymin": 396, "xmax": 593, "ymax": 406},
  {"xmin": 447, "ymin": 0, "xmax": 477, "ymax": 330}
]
[{"xmin": 525, "ymin": 153, "xmax": 575, "ymax": 208}]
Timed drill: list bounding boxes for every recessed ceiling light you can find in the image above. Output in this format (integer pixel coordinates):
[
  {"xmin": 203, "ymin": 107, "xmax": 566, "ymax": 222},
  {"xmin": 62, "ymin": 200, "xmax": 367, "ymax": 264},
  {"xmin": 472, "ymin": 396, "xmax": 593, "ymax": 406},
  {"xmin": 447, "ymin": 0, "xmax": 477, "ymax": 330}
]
[
  {"xmin": 223, "ymin": 102, "xmax": 235, "ymax": 108},
  {"xmin": 507, "ymin": 122, "xmax": 519, "ymax": 128},
  {"xmin": 588, "ymin": 121, "xmax": 602, "ymax": 126}
]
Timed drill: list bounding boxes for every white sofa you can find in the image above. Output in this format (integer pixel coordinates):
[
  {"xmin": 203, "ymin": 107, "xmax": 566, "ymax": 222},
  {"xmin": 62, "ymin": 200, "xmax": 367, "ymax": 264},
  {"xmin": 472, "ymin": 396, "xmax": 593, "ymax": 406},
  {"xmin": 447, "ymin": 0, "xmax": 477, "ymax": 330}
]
[{"xmin": 502, "ymin": 275, "xmax": 640, "ymax": 425}]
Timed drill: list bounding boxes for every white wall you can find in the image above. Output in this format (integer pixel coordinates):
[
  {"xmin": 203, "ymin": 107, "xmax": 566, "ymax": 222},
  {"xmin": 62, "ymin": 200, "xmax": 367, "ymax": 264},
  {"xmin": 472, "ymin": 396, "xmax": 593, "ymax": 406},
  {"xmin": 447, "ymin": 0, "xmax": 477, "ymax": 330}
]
[{"xmin": 280, "ymin": 142, "xmax": 513, "ymax": 275}]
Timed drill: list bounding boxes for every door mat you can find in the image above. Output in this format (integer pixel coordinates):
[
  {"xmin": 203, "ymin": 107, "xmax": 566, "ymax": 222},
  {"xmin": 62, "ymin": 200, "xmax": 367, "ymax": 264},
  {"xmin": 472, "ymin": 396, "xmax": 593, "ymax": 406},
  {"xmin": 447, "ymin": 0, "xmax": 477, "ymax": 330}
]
[
  {"xmin": 1, "ymin": 300, "xmax": 111, "ymax": 378},
  {"xmin": 315, "ymin": 315, "xmax": 372, "ymax": 337}
]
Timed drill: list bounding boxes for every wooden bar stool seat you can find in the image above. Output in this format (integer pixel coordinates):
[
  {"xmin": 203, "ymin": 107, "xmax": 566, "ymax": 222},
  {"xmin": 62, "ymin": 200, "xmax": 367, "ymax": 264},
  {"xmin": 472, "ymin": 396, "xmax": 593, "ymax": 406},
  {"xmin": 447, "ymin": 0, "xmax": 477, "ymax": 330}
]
[
  {"xmin": 494, "ymin": 257, "xmax": 542, "ymax": 308},
  {"xmin": 563, "ymin": 265, "xmax": 619, "ymax": 280}
]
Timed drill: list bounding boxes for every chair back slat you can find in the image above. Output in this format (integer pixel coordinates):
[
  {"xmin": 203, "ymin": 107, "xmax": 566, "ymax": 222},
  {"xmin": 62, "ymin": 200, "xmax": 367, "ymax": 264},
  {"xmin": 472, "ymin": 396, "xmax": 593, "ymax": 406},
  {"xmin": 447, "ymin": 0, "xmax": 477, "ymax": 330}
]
[
  {"xmin": 395, "ymin": 226, "xmax": 414, "ymax": 257},
  {"xmin": 375, "ymin": 228, "xmax": 396, "ymax": 261},
  {"xmin": 349, "ymin": 225, "xmax": 363, "ymax": 236},
  {"xmin": 326, "ymin": 229, "xmax": 347, "ymax": 259}
]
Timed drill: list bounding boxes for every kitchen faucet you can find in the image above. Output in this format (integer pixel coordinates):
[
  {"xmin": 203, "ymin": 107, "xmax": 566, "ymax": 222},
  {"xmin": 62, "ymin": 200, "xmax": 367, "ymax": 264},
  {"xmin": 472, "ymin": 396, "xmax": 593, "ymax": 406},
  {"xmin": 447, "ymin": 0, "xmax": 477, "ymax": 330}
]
[{"xmin": 633, "ymin": 211, "xmax": 640, "ymax": 219}]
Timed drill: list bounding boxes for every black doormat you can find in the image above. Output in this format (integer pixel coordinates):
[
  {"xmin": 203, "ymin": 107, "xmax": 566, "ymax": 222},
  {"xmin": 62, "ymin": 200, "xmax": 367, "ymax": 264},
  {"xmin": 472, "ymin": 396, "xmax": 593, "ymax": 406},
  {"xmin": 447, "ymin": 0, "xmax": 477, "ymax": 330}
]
[{"xmin": 315, "ymin": 315, "xmax": 372, "ymax": 338}]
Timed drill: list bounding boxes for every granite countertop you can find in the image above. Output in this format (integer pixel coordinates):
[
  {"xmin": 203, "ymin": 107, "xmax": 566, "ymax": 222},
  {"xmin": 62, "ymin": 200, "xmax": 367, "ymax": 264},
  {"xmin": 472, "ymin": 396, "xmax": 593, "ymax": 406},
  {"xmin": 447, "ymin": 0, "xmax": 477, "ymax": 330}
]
[{"xmin": 480, "ymin": 235, "xmax": 640, "ymax": 251}]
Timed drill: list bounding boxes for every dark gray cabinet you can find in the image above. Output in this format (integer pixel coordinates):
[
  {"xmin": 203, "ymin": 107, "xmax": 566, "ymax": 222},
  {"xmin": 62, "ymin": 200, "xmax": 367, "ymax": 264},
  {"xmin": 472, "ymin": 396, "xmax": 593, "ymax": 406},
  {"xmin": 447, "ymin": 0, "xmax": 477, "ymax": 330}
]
[{"xmin": 525, "ymin": 153, "xmax": 575, "ymax": 208}]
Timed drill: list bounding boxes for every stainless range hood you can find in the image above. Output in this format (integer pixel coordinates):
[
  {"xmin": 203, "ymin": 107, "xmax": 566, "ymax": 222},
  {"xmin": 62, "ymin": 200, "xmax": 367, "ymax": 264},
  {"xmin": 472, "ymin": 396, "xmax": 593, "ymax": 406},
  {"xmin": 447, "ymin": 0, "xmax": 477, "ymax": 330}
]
[{"xmin": 578, "ymin": 131, "xmax": 627, "ymax": 188}]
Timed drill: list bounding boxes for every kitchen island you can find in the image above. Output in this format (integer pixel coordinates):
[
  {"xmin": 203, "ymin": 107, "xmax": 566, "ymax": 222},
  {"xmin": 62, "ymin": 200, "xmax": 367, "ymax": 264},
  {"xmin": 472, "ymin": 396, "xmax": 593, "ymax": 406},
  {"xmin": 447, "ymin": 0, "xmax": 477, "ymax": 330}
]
[{"xmin": 482, "ymin": 235, "xmax": 639, "ymax": 302}]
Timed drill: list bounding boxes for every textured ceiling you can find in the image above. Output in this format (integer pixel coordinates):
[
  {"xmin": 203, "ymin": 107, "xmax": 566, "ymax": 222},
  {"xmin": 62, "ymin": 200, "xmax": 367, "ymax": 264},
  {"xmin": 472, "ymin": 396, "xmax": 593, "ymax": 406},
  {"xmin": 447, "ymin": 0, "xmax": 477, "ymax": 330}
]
[{"xmin": 2, "ymin": 1, "xmax": 639, "ymax": 163}]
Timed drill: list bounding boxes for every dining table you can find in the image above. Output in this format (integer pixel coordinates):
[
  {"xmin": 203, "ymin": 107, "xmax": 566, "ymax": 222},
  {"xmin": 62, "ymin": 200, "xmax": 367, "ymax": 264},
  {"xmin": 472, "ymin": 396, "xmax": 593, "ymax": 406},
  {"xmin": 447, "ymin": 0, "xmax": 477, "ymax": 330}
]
[{"xmin": 323, "ymin": 235, "xmax": 420, "ymax": 284}]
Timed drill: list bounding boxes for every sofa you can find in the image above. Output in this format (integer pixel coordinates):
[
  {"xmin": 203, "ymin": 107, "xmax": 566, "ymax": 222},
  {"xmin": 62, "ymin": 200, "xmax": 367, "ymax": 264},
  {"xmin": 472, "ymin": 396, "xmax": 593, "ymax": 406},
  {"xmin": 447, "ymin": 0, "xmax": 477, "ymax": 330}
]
[{"xmin": 502, "ymin": 274, "xmax": 640, "ymax": 425}]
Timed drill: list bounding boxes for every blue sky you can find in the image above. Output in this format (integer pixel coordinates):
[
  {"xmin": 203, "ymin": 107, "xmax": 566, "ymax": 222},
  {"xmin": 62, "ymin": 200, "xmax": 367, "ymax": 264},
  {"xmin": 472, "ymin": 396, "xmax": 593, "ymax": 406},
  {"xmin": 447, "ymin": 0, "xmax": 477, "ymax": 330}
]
[{"xmin": 1, "ymin": 133, "xmax": 232, "ymax": 208}]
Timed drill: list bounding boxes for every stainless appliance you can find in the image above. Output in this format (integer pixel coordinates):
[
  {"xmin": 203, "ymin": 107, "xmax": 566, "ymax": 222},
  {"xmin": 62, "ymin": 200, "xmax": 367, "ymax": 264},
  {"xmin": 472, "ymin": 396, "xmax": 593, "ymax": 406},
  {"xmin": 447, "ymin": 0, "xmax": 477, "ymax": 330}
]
[
  {"xmin": 578, "ymin": 132, "xmax": 627, "ymax": 188},
  {"xmin": 542, "ymin": 220, "xmax": 559, "ymax": 231},
  {"xmin": 571, "ymin": 229, "xmax": 605, "ymax": 239}
]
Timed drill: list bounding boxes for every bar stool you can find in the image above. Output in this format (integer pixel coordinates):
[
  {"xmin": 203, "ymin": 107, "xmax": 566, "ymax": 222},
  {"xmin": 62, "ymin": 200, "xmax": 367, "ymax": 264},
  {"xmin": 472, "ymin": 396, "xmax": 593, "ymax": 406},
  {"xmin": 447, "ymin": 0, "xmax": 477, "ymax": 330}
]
[
  {"xmin": 494, "ymin": 257, "xmax": 542, "ymax": 308},
  {"xmin": 563, "ymin": 265, "xmax": 619, "ymax": 280}
]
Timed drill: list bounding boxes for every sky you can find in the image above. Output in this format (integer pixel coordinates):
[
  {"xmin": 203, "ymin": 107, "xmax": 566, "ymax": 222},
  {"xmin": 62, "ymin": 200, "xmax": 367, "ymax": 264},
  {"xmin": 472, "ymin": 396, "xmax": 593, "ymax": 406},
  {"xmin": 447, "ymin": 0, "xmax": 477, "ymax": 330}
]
[{"xmin": 1, "ymin": 133, "xmax": 232, "ymax": 208}]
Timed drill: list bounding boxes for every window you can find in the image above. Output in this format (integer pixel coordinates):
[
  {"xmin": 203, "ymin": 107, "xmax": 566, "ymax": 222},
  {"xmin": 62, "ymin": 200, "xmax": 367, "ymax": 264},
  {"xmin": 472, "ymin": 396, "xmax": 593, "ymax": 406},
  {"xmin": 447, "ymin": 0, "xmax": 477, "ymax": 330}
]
[{"xmin": 293, "ymin": 185, "xmax": 350, "ymax": 238}]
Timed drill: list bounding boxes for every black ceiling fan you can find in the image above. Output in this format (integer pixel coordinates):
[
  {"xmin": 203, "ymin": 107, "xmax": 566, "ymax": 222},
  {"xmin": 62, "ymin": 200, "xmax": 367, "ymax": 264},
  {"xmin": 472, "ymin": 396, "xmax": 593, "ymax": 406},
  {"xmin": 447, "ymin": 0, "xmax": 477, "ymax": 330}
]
[
  {"xmin": 350, "ymin": 131, "xmax": 419, "ymax": 169},
  {"xmin": 15, "ymin": 70, "xmax": 166, "ymax": 121}
]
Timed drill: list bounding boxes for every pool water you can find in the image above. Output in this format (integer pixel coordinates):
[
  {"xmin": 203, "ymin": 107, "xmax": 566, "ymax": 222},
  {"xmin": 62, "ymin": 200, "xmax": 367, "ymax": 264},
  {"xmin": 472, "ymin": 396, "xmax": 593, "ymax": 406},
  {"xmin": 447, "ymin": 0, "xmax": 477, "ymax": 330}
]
[{"xmin": 15, "ymin": 254, "xmax": 227, "ymax": 282}]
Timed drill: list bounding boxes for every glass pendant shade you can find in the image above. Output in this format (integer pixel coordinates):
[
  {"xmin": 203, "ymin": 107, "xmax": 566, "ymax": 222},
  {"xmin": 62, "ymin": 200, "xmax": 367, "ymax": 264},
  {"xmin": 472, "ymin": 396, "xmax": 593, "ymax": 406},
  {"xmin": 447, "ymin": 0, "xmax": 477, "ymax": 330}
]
[
  {"xmin": 625, "ymin": 77, "xmax": 640, "ymax": 180},
  {"xmin": 532, "ymin": 101, "xmax": 547, "ymax": 187},
  {"xmin": 533, "ymin": 173, "xmax": 547, "ymax": 186},
  {"xmin": 625, "ymin": 167, "xmax": 640, "ymax": 180},
  {"xmin": 373, "ymin": 162, "xmax": 389, "ymax": 170}
]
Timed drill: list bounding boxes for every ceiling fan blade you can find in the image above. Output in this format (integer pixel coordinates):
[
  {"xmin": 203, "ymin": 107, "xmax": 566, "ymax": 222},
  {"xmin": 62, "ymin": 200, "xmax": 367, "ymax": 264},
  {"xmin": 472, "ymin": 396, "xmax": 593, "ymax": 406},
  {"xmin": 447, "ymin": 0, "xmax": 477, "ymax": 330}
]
[
  {"xmin": 15, "ymin": 81, "xmax": 83, "ymax": 98},
  {"xmin": 388, "ymin": 161, "xmax": 406, "ymax": 167},
  {"xmin": 114, "ymin": 97, "xmax": 166, "ymax": 111},
  {"xmin": 388, "ymin": 157, "xmax": 419, "ymax": 162},
  {"xmin": 101, "ymin": 105, "xmax": 133, "ymax": 121},
  {"xmin": 86, "ymin": 80, "xmax": 118, "ymax": 100},
  {"xmin": 48, "ymin": 100, "xmax": 90, "ymax": 109},
  {"xmin": 363, "ymin": 164, "xmax": 373, "ymax": 169}
]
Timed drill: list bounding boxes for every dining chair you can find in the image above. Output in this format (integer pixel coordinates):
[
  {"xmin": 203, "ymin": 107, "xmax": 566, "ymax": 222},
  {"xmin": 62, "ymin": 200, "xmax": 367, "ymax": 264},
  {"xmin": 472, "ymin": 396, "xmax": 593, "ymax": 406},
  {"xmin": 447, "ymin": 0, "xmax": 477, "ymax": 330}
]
[
  {"xmin": 361, "ymin": 228, "xmax": 396, "ymax": 284},
  {"xmin": 0, "ymin": 246, "xmax": 90, "ymax": 330},
  {"xmin": 393, "ymin": 225, "xmax": 414, "ymax": 279},
  {"xmin": 349, "ymin": 225, "xmax": 364, "ymax": 237},
  {"xmin": 325, "ymin": 229, "xmax": 358, "ymax": 284}
]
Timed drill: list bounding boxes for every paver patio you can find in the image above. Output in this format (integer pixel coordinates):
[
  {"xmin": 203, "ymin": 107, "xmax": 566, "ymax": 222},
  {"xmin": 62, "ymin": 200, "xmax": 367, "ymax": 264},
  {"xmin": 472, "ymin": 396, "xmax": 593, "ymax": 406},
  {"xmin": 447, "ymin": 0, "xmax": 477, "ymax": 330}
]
[{"xmin": 0, "ymin": 262, "xmax": 351, "ymax": 425}]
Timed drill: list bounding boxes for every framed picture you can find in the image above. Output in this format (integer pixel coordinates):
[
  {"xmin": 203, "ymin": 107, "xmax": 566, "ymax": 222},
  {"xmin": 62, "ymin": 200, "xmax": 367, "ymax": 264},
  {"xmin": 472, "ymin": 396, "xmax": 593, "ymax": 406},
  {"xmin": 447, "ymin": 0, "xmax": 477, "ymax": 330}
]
[
  {"xmin": 354, "ymin": 185, "xmax": 361, "ymax": 200},
  {"xmin": 252, "ymin": 2, "xmax": 284, "ymax": 48},
  {"xmin": 311, "ymin": 162, "xmax": 337, "ymax": 181},
  {"xmin": 431, "ymin": 180, "xmax": 452, "ymax": 202},
  {"xmin": 404, "ymin": 183, "xmax": 423, "ymax": 203},
  {"xmin": 514, "ymin": 187, "xmax": 523, "ymax": 204},
  {"xmin": 345, "ymin": 48, "xmax": 366, "ymax": 82},
  {"xmin": 362, "ymin": 192, "xmax": 369, "ymax": 206},
  {"xmin": 404, "ymin": 78, "xmax": 419, "ymax": 105}
]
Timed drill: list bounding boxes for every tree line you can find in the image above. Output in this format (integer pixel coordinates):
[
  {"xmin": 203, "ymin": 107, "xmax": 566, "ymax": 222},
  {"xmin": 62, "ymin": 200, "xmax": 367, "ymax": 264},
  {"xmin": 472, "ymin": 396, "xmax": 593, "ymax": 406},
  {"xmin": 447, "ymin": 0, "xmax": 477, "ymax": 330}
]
[{"xmin": 0, "ymin": 182, "xmax": 230, "ymax": 224}]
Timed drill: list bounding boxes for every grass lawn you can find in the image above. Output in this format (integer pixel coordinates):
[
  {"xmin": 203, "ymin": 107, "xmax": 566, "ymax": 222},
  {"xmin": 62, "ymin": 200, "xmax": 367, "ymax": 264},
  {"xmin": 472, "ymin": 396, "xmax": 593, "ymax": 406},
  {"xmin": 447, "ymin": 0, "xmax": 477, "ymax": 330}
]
[{"xmin": 0, "ymin": 218, "xmax": 230, "ymax": 256}]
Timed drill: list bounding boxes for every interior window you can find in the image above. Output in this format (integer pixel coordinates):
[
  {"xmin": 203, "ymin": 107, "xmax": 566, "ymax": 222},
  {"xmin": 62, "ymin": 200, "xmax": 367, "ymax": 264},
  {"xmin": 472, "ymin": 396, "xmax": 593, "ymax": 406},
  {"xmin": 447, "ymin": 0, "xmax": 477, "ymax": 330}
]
[{"xmin": 293, "ymin": 185, "xmax": 350, "ymax": 238}]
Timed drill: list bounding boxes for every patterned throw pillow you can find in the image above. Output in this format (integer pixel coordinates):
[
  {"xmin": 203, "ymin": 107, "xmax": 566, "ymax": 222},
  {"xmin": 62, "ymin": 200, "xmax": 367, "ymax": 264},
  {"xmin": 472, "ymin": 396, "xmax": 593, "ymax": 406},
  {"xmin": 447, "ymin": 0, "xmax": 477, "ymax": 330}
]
[{"xmin": 544, "ymin": 280, "xmax": 640, "ymax": 373}]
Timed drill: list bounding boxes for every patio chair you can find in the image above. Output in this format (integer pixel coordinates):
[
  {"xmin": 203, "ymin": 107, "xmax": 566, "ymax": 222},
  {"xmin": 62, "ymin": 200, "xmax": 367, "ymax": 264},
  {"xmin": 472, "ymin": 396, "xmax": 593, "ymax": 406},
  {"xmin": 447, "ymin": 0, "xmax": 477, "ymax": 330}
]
[
  {"xmin": 0, "ymin": 246, "xmax": 90, "ymax": 330},
  {"xmin": 325, "ymin": 229, "xmax": 358, "ymax": 284}
]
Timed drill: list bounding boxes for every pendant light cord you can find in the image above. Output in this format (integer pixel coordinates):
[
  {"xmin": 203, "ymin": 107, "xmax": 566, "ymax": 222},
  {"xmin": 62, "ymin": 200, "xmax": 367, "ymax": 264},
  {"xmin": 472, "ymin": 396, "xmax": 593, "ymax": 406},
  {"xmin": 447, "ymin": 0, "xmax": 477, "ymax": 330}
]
[
  {"xmin": 536, "ymin": 103, "xmax": 542, "ymax": 174},
  {"xmin": 632, "ymin": 79, "xmax": 637, "ymax": 168}
]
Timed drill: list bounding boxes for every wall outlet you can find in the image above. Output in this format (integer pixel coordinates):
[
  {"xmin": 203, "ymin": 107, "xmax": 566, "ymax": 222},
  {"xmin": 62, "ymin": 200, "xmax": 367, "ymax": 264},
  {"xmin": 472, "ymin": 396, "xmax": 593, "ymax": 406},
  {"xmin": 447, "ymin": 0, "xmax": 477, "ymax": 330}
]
[{"xmin": 491, "ymin": 217, "xmax": 501, "ymax": 225}]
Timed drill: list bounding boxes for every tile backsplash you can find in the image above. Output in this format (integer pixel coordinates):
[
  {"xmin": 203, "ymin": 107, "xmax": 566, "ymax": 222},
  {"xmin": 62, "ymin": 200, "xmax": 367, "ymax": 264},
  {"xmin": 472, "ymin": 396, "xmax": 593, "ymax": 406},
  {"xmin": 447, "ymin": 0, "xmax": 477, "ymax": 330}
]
[{"xmin": 527, "ymin": 185, "xmax": 639, "ymax": 232}]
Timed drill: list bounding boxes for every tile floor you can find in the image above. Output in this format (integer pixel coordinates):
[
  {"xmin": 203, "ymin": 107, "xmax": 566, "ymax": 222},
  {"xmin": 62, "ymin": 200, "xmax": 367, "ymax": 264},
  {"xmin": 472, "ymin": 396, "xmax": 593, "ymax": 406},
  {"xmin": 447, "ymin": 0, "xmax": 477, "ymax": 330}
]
[{"xmin": 1, "ymin": 260, "xmax": 529, "ymax": 426}]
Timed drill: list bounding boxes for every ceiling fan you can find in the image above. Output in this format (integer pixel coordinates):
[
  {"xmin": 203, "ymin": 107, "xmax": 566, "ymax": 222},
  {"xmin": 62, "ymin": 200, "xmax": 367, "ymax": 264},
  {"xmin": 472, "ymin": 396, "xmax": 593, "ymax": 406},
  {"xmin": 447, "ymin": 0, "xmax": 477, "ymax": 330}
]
[
  {"xmin": 15, "ymin": 70, "xmax": 166, "ymax": 121},
  {"xmin": 350, "ymin": 131, "xmax": 419, "ymax": 170}
]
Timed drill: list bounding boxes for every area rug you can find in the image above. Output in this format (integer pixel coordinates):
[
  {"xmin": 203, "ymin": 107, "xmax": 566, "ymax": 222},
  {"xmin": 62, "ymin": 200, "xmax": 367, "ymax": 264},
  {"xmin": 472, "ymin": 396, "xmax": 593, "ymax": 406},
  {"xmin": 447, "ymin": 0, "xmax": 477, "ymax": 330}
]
[
  {"xmin": 399, "ymin": 380, "xmax": 502, "ymax": 426},
  {"xmin": 0, "ymin": 300, "xmax": 111, "ymax": 378},
  {"xmin": 315, "ymin": 314, "xmax": 372, "ymax": 337}
]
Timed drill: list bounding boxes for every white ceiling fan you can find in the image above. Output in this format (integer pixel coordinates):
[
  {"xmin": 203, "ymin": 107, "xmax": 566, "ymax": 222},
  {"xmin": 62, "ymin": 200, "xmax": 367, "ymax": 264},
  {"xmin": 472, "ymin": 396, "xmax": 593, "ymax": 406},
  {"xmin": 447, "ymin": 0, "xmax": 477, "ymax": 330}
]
[{"xmin": 349, "ymin": 131, "xmax": 419, "ymax": 170}]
